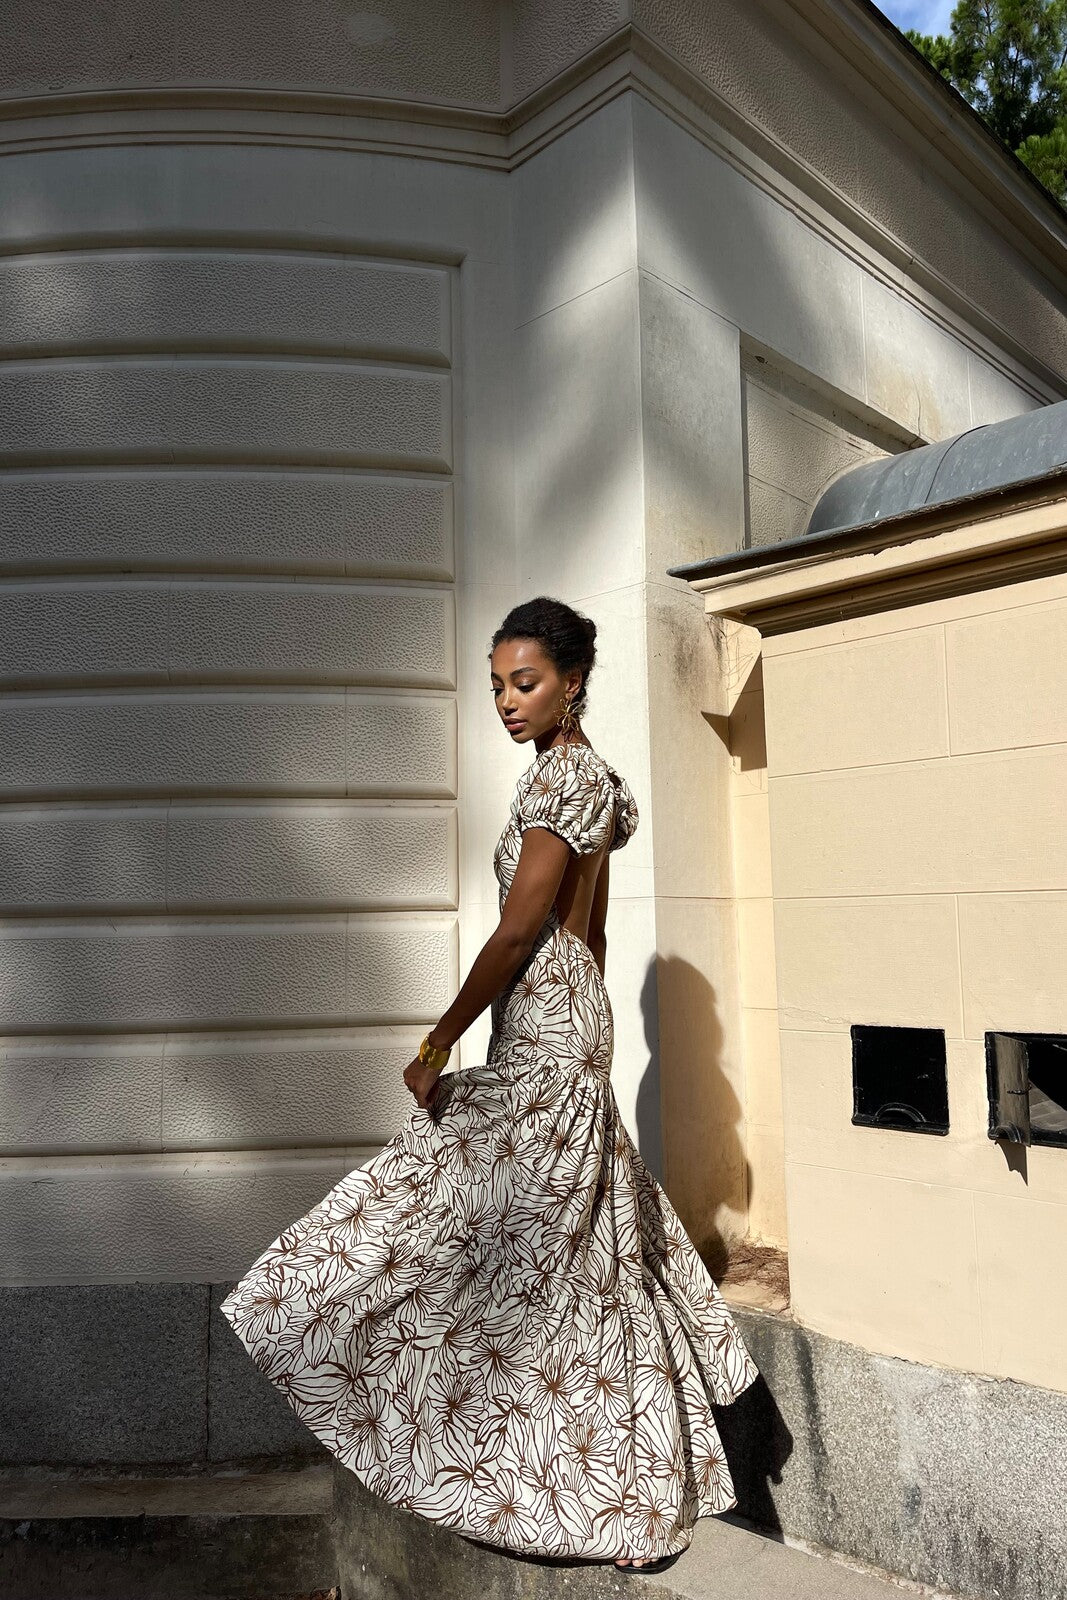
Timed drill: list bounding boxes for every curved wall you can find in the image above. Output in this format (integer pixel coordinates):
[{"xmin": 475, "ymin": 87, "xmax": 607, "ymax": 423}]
[{"xmin": 0, "ymin": 142, "xmax": 513, "ymax": 1317}]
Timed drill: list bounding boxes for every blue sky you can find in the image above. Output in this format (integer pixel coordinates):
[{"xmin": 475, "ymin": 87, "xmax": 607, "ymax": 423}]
[{"xmin": 876, "ymin": 0, "xmax": 956, "ymax": 34}]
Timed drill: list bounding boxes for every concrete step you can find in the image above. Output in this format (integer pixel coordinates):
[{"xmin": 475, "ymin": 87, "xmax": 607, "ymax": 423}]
[
  {"xmin": 0, "ymin": 1463, "xmax": 334, "ymax": 1520},
  {"xmin": 0, "ymin": 1463, "xmax": 337, "ymax": 1600},
  {"xmin": 616, "ymin": 1513, "xmax": 964, "ymax": 1598}
]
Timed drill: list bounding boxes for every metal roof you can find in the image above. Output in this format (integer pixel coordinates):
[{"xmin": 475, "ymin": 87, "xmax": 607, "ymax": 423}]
[
  {"xmin": 805, "ymin": 398, "xmax": 1067, "ymax": 541},
  {"xmin": 669, "ymin": 397, "xmax": 1067, "ymax": 583}
]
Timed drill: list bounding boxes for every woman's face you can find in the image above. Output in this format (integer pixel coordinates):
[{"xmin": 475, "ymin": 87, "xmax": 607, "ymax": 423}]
[{"xmin": 489, "ymin": 638, "xmax": 582, "ymax": 746}]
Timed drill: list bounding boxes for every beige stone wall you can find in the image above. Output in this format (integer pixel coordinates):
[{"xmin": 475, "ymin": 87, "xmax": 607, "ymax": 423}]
[
  {"xmin": 759, "ymin": 563, "xmax": 1067, "ymax": 1392},
  {"xmin": 725, "ymin": 631, "xmax": 787, "ymax": 1250}
]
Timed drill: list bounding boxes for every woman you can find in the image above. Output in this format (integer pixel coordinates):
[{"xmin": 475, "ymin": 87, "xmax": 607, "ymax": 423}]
[{"xmin": 219, "ymin": 596, "xmax": 759, "ymax": 1574}]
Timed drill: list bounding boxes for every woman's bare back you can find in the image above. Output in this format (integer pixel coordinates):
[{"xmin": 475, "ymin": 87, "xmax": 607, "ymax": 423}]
[
  {"xmin": 552, "ymin": 754, "xmax": 617, "ymax": 959},
  {"xmin": 553, "ymin": 834, "xmax": 610, "ymax": 948}
]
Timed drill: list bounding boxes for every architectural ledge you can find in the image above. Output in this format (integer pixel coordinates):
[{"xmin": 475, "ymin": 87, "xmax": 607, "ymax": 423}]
[{"xmin": 671, "ymin": 483, "xmax": 1067, "ymax": 634}]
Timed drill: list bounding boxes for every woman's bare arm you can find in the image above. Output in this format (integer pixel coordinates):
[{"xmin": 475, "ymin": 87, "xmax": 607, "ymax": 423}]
[{"xmin": 426, "ymin": 825, "xmax": 572, "ymax": 1052}]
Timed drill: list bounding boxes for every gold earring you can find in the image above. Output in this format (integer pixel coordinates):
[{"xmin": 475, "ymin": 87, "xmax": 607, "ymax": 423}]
[{"xmin": 558, "ymin": 692, "xmax": 580, "ymax": 740}]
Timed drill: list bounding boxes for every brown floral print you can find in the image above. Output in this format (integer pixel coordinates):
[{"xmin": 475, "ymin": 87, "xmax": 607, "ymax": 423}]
[{"xmin": 219, "ymin": 740, "xmax": 759, "ymax": 1562}]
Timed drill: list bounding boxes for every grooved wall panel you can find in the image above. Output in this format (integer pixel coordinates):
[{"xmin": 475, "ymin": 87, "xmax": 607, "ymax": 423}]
[
  {"xmin": 0, "ymin": 690, "xmax": 456, "ymax": 796},
  {"xmin": 0, "ymin": 1151, "xmax": 382, "ymax": 1285},
  {"xmin": 0, "ymin": 803, "xmax": 458, "ymax": 913},
  {"xmin": 0, "ymin": 472, "xmax": 454, "ymax": 579},
  {"xmin": 0, "ymin": 1028, "xmax": 428, "ymax": 1155},
  {"xmin": 0, "ymin": 581, "xmax": 456, "ymax": 687},
  {"xmin": 0, "ymin": 360, "xmax": 452, "ymax": 469},
  {"xmin": 0, "ymin": 692, "xmax": 347, "ymax": 795},
  {"xmin": 163, "ymin": 1030, "xmax": 422, "ymax": 1150},
  {"xmin": 0, "ymin": 252, "xmax": 451, "ymax": 363},
  {"xmin": 0, "ymin": 914, "xmax": 455, "ymax": 1028},
  {"xmin": 0, "ymin": 245, "xmax": 459, "ymax": 1283}
]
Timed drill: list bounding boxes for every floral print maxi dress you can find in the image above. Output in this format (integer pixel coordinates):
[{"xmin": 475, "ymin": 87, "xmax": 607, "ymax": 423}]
[{"xmin": 218, "ymin": 741, "xmax": 759, "ymax": 1562}]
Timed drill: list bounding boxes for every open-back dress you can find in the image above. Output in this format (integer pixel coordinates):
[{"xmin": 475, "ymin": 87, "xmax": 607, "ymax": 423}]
[{"xmin": 219, "ymin": 739, "xmax": 759, "ymax": 1562}]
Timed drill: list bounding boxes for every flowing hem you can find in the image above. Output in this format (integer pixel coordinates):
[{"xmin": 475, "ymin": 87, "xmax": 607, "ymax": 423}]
[
  {"xmin": 219, "ymin": 1281, "xmax": 747, "ymax": 1563},
  {"xmin": 217, "ymin": 1030, "xmax": 760, "ymax": 1563}
]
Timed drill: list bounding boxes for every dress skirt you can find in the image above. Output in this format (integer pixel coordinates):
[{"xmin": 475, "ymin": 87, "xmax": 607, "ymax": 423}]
[{"xmin": 218, "ymin": 916, "xmax": 760, "ymax": 1563}]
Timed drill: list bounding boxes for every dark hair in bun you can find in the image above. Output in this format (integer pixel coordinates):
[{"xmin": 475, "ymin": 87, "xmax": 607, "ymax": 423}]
[{"xmin": 489, "ymin": 596, "xmax": 598, "ymax": 713}]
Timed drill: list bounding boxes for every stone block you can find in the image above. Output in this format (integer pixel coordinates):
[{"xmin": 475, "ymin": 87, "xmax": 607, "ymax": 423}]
[{"xmin": 0, "ymin": 1282, "xmax": 207, "ymax": 1465}]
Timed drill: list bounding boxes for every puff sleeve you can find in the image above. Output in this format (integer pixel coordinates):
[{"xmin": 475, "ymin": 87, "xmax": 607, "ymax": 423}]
[
  {"xmin": 608, "ymin": 774, "xmax": 639, "ymax": 852},
  {"xmin": 517, "ymin": 746, "xmax": 615, "ymax": 856}
]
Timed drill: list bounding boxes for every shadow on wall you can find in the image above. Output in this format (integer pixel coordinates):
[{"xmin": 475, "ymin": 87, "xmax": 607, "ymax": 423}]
[
  {"xmin": 632, "ymin": 957, "xmax": 794, "ymax": 1540},
  {"xmin": 635, "ymin": 957, "xmax": 664, "ymax": 1183},
  {"xmin": 637, "ymin": 955, "xmax": 750, "ymax": 1279}
]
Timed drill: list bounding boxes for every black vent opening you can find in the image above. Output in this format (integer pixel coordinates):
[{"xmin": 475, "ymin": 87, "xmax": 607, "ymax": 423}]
[{"xmin": 850, "ymin": 1024, "xmax": 949, "ymax": 1135}]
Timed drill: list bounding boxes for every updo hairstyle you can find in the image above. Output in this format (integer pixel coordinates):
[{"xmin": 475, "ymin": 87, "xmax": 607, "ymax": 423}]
[{"xmin": 489, "ymin": 596, "xmax": 598, "ymax": 716}]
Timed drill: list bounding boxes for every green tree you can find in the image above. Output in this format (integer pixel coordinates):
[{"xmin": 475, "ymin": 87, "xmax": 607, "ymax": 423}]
[{"xmin": 905, "ymin": 0, "xmax": 1067, "ymax": 204}]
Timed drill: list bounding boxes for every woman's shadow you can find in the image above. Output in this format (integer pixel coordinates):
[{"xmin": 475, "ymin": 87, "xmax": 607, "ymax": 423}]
[{"xmin": 632, "ymin": 953, "xmax": 794, "ymax": 1540}]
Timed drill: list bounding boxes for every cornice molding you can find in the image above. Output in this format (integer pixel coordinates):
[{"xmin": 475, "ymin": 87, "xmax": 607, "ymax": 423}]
[
  {"xmin": 2, "ymin": 10, "xmax": 1064, "ymax": 260},
  {"xmin": 0, "ymin": 18, "xmax": 1062, "ymax": 401},
  {"xmin": 678, "ymin": 483, "xmax": 1067, "ymax": 634},
  {"xmin": 620, "ymin": 35, "xmax": 1064, "ymax": 405},
  {"xmin": 773, "ymin": 0, "xmax": 1067, "ymax": 272}
]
